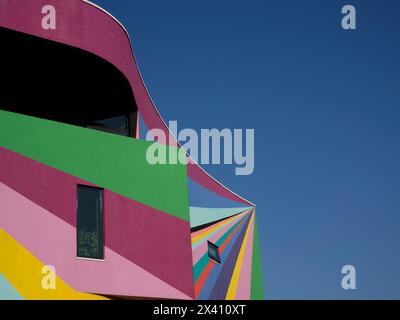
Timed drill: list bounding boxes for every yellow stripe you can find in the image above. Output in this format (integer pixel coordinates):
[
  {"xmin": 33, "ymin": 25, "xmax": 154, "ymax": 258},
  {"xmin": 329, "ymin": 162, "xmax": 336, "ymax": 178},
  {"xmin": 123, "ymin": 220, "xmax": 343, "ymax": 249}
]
[
  {"xmin": 191, "ymin": 210, "xmax": 248, "ymax": 244},
  {"xmin": 0, "ymin": 228, "xmax": 107, "ymax": 300},
  {"xmin": 225, "ymin": 213, "xmax": 254, "ymax": 300}
]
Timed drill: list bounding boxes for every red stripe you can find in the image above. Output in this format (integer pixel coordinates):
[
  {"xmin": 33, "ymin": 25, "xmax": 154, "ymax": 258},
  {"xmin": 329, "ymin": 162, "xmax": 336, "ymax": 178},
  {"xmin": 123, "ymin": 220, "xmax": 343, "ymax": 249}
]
[{"xmin": 194, "ymin": 261, "xmax": 214, "ymax": 298}]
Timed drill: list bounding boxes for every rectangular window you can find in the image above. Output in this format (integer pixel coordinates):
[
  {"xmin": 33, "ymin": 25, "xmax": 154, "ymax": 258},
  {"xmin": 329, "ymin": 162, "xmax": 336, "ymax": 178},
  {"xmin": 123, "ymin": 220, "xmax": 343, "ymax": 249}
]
[{"xmin": 77, "ymin": 185, "xmax": 104, "ymax": 260}]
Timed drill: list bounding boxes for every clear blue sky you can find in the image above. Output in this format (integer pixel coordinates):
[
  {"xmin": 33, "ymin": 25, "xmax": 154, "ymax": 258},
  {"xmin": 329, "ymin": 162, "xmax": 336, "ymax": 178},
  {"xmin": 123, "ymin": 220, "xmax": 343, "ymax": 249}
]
[{"xmin": 92, "ymin": 0, "xmax": 400, "ymax": 299}]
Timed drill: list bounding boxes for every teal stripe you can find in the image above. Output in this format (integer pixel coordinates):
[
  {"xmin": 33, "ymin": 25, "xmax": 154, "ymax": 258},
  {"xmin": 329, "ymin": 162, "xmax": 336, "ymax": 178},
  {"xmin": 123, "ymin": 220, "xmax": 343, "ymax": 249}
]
[
  {"xmin": 193, "ymin": 254, "xmax": 209, "ymax": 282},
  {"xmin": 0, "ymin": 273, "xmax": 23, "ymax": 300},
  {"xmin": 189, "ymin": 207, "xmax": 252, "ymax": 228}
]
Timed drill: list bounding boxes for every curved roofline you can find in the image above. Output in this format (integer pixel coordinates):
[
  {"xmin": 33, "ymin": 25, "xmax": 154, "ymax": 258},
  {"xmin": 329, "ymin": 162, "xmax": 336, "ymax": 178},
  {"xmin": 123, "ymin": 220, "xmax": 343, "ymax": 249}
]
[
  {"xmin": 83, "ymin": 1, "xmax": 131, "ymax": 41},
  {"xmin": 0, "ymin": 0, "xmax": 255, "ymax": 207},
  {"xmin": 83, "ymin": 1, "xmax": 256, "ymax": 207}
]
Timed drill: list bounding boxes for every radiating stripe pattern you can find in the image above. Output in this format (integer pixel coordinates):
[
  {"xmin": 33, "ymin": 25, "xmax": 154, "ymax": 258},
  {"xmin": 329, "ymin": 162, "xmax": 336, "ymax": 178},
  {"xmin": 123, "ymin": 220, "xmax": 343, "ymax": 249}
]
[{"xmin": 190, "ymin": 205, "xmax": 263, "ymax": 300}]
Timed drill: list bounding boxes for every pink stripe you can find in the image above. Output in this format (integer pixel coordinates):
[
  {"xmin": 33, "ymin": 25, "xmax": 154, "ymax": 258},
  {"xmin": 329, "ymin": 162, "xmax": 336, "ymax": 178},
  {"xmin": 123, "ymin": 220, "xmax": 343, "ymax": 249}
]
[
  {"xmin": 0, "ymin": 147, "xmax": 194, "ymax": 297},
  {"xmin": 234, "ymin": 213, "xmax": 255, "ymax": 299},
  {"xmin": 0, "ymin": 182, "xmax": 192, "ymax": 300},
  {"xmin": 192, "ymin": 213, "xmax": 245, "ymax": 264},
  {"xmin": 0, "ymin": 0, "xmax": 252, "ymax": 206}
]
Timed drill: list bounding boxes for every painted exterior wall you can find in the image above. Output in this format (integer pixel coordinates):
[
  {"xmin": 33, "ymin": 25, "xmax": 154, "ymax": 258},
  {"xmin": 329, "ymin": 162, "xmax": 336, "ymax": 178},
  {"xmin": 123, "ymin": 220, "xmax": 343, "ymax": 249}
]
[
  {"xmin": 0, "ymin": 111, "xmax": 194, "ymax": 299},
  {"xmin": 187, "ymin": 185, "xmax": 264, "ymax": 300},
  {"xmin": 0, "ymin": 0, "xmax": 264, "ymax": 300}
]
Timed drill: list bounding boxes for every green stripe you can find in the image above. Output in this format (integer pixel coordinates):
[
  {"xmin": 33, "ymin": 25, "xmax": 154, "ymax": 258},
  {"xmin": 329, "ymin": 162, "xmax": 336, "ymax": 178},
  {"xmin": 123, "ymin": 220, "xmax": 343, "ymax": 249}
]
[
  {"xmin": 250, "ymin": 213, "xmax": 265, "ymax": 300},
  {"xmin": 0, "ymin": 110, "xmax": 189, "ymax": 221}
]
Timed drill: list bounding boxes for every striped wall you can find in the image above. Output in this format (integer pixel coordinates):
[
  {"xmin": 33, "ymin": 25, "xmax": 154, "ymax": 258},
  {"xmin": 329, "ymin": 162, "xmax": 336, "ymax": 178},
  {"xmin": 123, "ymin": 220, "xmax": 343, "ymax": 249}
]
[
  {"xmin": 0, "ymin": 110, "xmax": 264, "ymax": 300},
  {"xmin": 0, "ymin": 0, "xmax": 264, "ymax": 300},
  {"xmin": 0, "ymin": 110, "xmax": 189, "ymax": 220},
  {"xmin": 0, "ymin": 228, "xmax": 106, "ymax": 300},
  {"xmin": 189, "ymin": 207, "xmax": 263, "ymax": 300},
  {"xmin": 0, "ymin": 111, "xmax": 194, "ymax": 300},
  {"xmin": 188, "ymin": 183, "xmax": 264, "ymax": 299}
]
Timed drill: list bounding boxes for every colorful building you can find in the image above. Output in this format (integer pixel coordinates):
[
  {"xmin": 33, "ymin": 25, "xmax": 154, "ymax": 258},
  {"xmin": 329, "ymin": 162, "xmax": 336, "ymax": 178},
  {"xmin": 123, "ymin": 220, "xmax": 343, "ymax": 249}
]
[{"xmin": 0, "ymin": 0, "xmax": 263, "ymax": 300}]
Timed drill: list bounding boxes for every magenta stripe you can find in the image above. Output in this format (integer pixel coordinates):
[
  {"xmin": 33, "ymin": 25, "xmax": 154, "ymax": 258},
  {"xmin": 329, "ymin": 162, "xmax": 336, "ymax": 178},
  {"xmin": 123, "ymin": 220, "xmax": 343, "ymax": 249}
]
[
  {"xmin": 0, "ymin": 0, "xmax": 252, "ymax": 206},
  {"xmin": 0, "ymin": 146, "xmax": 194, "ymax": 298},
  {"xmin": 0, "ymin": 182, "xmax": 192, "ymax": 299}
]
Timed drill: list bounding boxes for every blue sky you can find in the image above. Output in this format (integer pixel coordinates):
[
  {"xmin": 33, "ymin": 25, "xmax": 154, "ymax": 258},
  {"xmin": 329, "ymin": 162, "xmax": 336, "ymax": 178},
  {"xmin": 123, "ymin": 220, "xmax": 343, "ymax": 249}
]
[{"xmin": 92, "ymin": 0, "xmax": 400, "ymax": 299}]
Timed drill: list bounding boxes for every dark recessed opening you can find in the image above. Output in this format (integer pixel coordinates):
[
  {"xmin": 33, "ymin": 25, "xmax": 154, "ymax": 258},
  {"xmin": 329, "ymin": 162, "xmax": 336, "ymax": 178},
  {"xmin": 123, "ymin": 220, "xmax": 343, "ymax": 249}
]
[
  {"xmin": 0, "ymin": 27, "xmax": 137, "ymax": 137},
  {"xmin": 207, "ymin": 241, "xmax": 221, "ymax": 264},
  {"xmin": 77, "ymin": 185, "xmax": 104, "ymax": 260}
]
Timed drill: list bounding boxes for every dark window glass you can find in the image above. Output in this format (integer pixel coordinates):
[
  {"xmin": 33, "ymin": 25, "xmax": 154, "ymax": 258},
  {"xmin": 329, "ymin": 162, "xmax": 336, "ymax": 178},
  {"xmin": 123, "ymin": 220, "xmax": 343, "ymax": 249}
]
[
  {"xmin": 77, "ymin": 185, "xmax": 104, "ymax": 259},
  {"xmin": 87, "ymin": 115, "xmax": 130, "ymax": 136},
  {"xmin": 207, "ymin": 241, "xmax": 221, "ymax": 264},
  {"xmin": 0, "ymin": 27, "xmax": 139, "ymax": 139}
]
